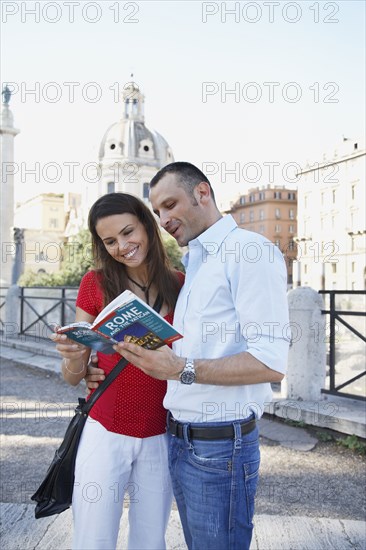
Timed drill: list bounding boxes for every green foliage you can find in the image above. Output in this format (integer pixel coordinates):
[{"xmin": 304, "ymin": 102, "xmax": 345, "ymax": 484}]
[
  {"xmin": 18, "ymin": 270, "xmax": 57, "ymax": 287},
  {"xmin": 163, "ymin": 237, "xmax": 185, "ymax": 271},
  {"xmin": 316, "ymin": 431, "xmax": 334, "ymax": 442},
  {"xmin": 337, "ymin": 434, "xmax": 366, "ymax": 455}
]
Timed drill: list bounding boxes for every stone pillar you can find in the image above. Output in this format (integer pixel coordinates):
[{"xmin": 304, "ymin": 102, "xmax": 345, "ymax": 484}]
[
  {"xmin": 11, "ymin": 228, "xmax": 24, "ymax": 284},
  {"xmin": 0, "ymin": 91, "xmax": 20, "ymax": 285},
  {"xmin": 3, "ymin": 284, "xmax": 21, "ymax": 341},
  {"xmin": 284, "ymin": 286, "xmax": 326, "ymax": 401}
]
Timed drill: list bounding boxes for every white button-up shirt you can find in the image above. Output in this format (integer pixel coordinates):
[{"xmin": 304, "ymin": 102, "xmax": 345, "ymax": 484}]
[{"xmin": 166, "ymin": 215, "xmax": 290, "ymax": 423}]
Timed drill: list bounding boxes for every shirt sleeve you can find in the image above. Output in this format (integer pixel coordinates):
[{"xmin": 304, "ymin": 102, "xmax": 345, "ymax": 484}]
[
  {"xmin": 76, "ymin": 271, "xmax": 103, "ymax": 318},
  {"xmin": 228, "ymin": 234, "xmax": 290, "ymax": 375}
]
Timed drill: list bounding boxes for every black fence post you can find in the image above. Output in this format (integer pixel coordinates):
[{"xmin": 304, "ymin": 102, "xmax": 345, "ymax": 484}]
[{"xmin": 328, "ymin": 291, "xmax": 336, "ymax": 392}]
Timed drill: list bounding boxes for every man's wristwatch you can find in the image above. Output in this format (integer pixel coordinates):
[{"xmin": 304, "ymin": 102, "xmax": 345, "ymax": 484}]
[{"xmin": 179, "ymin": 358, "xmax": 196, "ymax": 385}]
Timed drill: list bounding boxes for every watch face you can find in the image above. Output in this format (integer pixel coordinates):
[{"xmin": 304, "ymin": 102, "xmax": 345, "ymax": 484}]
[{"xmin": 181, "ymin": 368, "xmax": 195, "ymax": 385}]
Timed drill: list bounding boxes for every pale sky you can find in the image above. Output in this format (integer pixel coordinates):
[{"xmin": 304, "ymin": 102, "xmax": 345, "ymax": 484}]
[{"xmin": 2, "ymin": 0, "xmax": 365, "ymax": 209}]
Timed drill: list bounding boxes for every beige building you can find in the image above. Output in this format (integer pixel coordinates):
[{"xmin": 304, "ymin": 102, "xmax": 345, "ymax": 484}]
[
  {"xmin": 296, "ymin": 140, "xmax": 365, "ymax": 290},
  {"xmin": 228, "ymin": 185, "xmax": 297, "ymax": 285},
  {"xmin": 14, "ymin": 193, "xmax": 67, "ymax": 275}
]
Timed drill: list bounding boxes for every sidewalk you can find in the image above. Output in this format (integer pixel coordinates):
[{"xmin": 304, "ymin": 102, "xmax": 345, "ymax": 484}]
[
  {"xmin": 1, "ymin": 337, "xmax": 365, "ymax": 550},
  {"xmin": 1, "ymin": 503, "xmax": 364, "ymax": 550}
]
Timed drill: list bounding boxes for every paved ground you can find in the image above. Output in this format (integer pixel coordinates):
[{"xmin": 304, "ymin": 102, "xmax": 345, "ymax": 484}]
[{"xmin": 1, "ymin": 357, "xmax": 365, "ymax": 549}]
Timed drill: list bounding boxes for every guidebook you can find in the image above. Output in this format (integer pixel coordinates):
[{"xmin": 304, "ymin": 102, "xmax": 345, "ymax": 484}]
[{"xmin": 56, "ymin": 290, "xmax": 182, "ymax": 354}]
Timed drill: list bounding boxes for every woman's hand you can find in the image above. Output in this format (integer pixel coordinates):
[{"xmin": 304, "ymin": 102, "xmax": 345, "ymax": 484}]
[
  {"xmin": 50, "ymin": 332, "xmax": 90, "ymax": 385},
  {"xmin": 84, "ymin": 355, "xmax": 106, "ymax": 394},
  {"xmin": 50, "ymin": 332, "xmax": 87, "ymax": 362}
]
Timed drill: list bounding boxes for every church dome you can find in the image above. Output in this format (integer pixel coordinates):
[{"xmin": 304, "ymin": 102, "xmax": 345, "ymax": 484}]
[{"xmin": 98, "ymin": 83, "xmax": 174, "ymax": 168}]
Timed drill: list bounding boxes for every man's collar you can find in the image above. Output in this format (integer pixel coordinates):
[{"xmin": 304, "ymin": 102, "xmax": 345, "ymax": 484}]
[{"xmin": 184, "ymin": 215, "xmax": 237, "ymax": 256}]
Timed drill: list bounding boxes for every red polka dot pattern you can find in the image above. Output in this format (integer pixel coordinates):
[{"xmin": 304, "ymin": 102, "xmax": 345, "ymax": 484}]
[{"xmin": 76, "ymin": 271, "xmax": 177, "ymax": 438}]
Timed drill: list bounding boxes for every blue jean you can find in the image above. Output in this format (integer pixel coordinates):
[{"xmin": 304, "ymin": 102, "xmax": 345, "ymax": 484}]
[{"xmin": 167, "ymin": 416, "xmax": 260, "ymax": 550}]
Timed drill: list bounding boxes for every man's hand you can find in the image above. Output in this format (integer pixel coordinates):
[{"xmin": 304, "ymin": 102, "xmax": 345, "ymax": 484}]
[
  {"xmin": 85, "ymin": 355, "xmax": 105, "ymax": 394},
  {"xmin": 113, "ymin": 342, "xmax": 184, "ymax": 381}
]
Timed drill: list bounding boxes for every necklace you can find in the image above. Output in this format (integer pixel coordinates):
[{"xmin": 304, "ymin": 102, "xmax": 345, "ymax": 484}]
[{"xmin": 127, "ymin": 275, "xmax": 151, "ymax": 305}]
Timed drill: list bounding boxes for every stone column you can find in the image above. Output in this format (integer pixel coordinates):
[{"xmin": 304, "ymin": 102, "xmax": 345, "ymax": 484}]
[
  {"xmin": 284, "ymin": 286, "xmax": 326, "ymax": 401},
  {"xmin": 0, "ymin": 91, "xmax": 20, "ymax": 285},
  {"xmin": 4, "ymin": 284, "xmax": 21, "ymax": 341}
]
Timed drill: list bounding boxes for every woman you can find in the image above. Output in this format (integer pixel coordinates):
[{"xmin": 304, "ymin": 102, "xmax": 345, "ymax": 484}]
[{"xmin": 52, "ymin": 193, "xmax": 184, "ymax": 550}]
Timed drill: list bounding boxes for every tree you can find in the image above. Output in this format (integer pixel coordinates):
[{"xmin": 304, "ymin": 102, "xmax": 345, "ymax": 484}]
[{"xmin": 163, "ymin": 237, "xmax": 185, "ymax": 271}]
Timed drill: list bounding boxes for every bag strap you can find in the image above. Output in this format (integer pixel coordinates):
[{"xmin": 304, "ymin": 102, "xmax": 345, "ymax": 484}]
[{"xmin": 82, "ymin": 295, "xmax": 163, "ymax": 414}]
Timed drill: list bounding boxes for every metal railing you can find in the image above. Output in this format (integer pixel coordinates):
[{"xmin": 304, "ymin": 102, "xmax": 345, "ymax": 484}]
[
  {"xmin": 319, "ymin": 290, "xmax": 365, "ymax": 401},
  {"xmin": 19, "ymin": 286, "xmax": 78, "ymax": 339},
  {"xmin": 0, "ymin": 287, "xmax": 9, "ymax": 330}
]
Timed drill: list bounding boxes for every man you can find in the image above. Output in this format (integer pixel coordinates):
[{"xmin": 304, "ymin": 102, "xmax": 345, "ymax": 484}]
[{"xmin": 88, "ymin": 162, "xmax": 290, "ymax": 549}]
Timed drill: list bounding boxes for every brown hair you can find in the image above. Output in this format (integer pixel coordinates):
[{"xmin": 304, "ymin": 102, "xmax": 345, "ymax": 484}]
[{"xmin": 88, "ymin": 193, "xmax": 181, "ymax": 310}]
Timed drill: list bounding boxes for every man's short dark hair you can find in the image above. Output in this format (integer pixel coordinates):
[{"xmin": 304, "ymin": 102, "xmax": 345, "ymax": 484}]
[{"xmin": 150, "ymin": 161, "xmax": 216, "ymax": 202}]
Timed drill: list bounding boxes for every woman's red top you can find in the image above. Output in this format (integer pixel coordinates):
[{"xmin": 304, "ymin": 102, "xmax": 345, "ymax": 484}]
[{"xmin": 76, "ymin": 270, "xmax": 183, "ymax": 438}]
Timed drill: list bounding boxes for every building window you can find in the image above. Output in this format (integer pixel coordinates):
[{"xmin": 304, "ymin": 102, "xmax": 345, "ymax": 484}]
[
  {"xmin": 289, "ymin": 208, "xmax": 294, "ymax": 220},
  {"xmin": 259, "ymin": 209, "xmax": 264, "ymax": 220},
  {"xmin": 331, "ymin": 216, "xmax": 335, "ymax": 229},
  {"xmin": 332, "ymin": 189, "xmax": 336, "ymax": 204},
  {"xmin": 304, "ymin": 196, "xmax": 308, "ymax": 208},
  {"xmin": 352, "ymin": 261, "xmax": 355, "ymax": 273},
  {"xmin": 49, "ymin": 218, "xmax": 58, "ymax": 228},
  {"xmin": 275, "ymin": 208, "xmax": 281, "ymax": 219},
  {"xmin": 107, "ymin": 181, "xmax": 115, "ymax": 193},
  {"xmin": 351, "ymin": 237, "xmax": 355, "ymax": 251},
  {"xmin": 289, "ymin": 225, "xmax": 294, "ymax": 234},
  {"xmin": 332, "ymin": 263, "xmax": 337, "ymax": 274},
  {"xmin": 304, "ymin": 264, "xmax": 307, "ymax": 274},
  {"xmin": 259, "ymin": 192, "xmax": 265, "ymax": 200},
  {"xmin": 321, "ymin": 217, "xmax": 324, "ymax": 230},
  {"xmin": 249, "ymin": 210, "xmax": 254, "ymax": 222},
  {"xmin": 288, "ymin": 239, "xmax": 295, "ymax": 251},
  {"xmin": 288, "ymin": 192, "xmax": 295, "ymax": 200},
  {"xmin": 239, "ymin": 196, "xmax": 245, "ymax": 205},
  {"xmin": 275, "ymin": 224, "xmax": 281, "ymax": 233},
  {"xmin": 321, "ymin": 192, "xmax": 324, "ymax": 206},
  {"xmin": 274, "ymin": 239, "xmax": 280, "ymax": 247},
  {"xmin": 249, "ymin": 194, "xmax": 255, "ymax": 203},
  {"xmin": 143, "ymin": 182, "xmax": 149, "ymax": 199},
  {"xmin": 351, "ymin": 184, "xmax": 356, "ymax": 200},
  {"xmin": 240, "ymin": 212, "xmax": 245, "ymax": 223},
  {"xmin": 274, "ymin": 191, "xmax": 282, "ymax": 199}
]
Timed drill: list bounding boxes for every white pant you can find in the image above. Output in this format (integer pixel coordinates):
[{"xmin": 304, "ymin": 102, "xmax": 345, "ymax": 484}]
[{"xmin": 72, "ymin": 417, "xmax": 173, "ymax": 550}]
